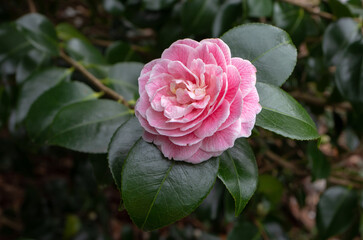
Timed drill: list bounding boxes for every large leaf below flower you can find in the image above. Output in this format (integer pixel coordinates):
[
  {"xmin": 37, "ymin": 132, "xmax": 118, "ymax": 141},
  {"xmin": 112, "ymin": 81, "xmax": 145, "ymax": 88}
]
[
  {"xmin": 217, "ymin": 138, "xmax": 258, "ymax": 216},
  {"xmin": 256, "ymin": 82, "xmax": 319, "ymax": 140},
  {"xmin": 108, "ymin": 117, "xmax": 144, "ymax": 190},
  {"xmin": 47, "ymin": 99, "xmax": 131, "ymax": 153},
  {"xmin": 221, "ymin": 23, "xmax": 297, "ymax": 86},
  {"xmin": 122, "ymin": 139, "xmax": 219, "ymax": 230}
]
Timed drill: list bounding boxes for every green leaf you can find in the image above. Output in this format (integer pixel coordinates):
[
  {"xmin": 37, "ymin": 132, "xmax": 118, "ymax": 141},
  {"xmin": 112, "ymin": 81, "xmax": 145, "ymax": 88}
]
[
  {"xmin": 317, "ymin": 186, "xmax": 358, "ymax": 239},
  {"xmin": 255, "ymin": 82, "xmax": 319, "ymax": 140},
  {"xmin": 323, "ymin": 18, "xmax": 362, "ymax": 66},
  {"xmin": 108, "ymin": 117, "xmax": 144, "ymax": 190},
  {"xmin": 212, "ymin": 0, "xmax": 241, "ymax": 38},
  {"xmin": 221, "ymin": 23, "xmax": 297, "ymax": 86},
  {"xmin": 104, "ymin": 62, "xmax": 144, "ymax": 101},
  {"xmin": 106, "ymin": 41, "xmax": 140, "ymax": 64},
  {"xmin": 181, "ymin": 0, "xmax": 218, "ymax": 35},
  {"xmin": 335, "ymin": 40, "xmax": 363, "ymax": 103},
  {"xmin": 257, "ymin": 175, "xmax": 284, "ymax": 206},
  {"xmin": 26, "ymin": 81, "xmax": 95, "ymax": 142},
  {"xmin": 307, "ymin": 142, "xmax": 330, "ymax": 181},
  {"xmin": 247, "ymin": 0, "xmax": 273, "ymax": 17},
  {"xmin": 328, "ymin": 0, "xmax": 353, "ymax": 18},
  {"xmin": 16, "ymin": 49, "xmax": 50, "ymax": 83},
  {"xmin": 227, "ymin": 221, "xmax": 261, "ymax": 240},
  {"xmin": 89, "ymin": 154, "xmax": 114, "ymax": 186},
  {"xmin": 56, "ymin": 23, "xmax": 89, "ymax": 43},
  {"xmin": 65, "ymin": 38, "xmax": 106, "ymax": 65},
  {"xmin": 103, "ymin": 0, "xmax": 125, "ymax": 15},
  {"xmin": 122, "ymin": 139, "xmax": 219, "ymax": 230},
  {"xmin": 16, "ymin": 13, "xmax": 59, "ymax": 56},
  {"xmin": 16, "ymin": 67, "xmax": 72, "ymax": 123},
  {"xmin": 217, "ymin": 138, "xmax": 258, "ymax": 216},
  {"xmin": 0, "ymin": 22, "xmax": 32, "ymax": 74},
  {"xmin": 47, "ymin": 99, "xmax": 131, "ymax": 153},
  {"xmin": 143, "ymin": 0, "xmax": 176, "ymax": 10}
]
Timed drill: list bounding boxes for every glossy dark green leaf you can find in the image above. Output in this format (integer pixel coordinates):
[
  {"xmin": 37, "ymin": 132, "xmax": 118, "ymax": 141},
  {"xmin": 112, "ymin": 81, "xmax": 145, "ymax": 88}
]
[
  {"xmin": 56, "ymin": 23, "xmax": 89, "ymax": 43},
  {"xmin": 89, "ymin": 154, "xmax": 114, "ymax": 186},
  {"xmin": 328, "ymin": 0, "xmax": 353, "ymax": 18},
  {"xmin": 106, "ymin": 41, "xmax": 140, "ymax": 64},
  {"xmin": 16, "ymin": 49, "xmax": 50, "ymax": 83},
  {"xmin": 247, "ymin": 0, "xmax": 272, "ymax": 17},
  {"xmin": 143, "ymin": 0, "xmax": 176, "ymax": 10},
  {"xmin": 0, "ymin": 22, "xmax": 32, "ymax": 74},
  {"xmin": 317, "ymin": 186, "xmax": 358, "ymax": 239},
  {"xmin": 103, "ymin": 0, "xmax": 125, "ymax": 15},
  {"xmin": 307, "ymin": 142, "xmax": 330, "ymax": 181},
  {"xmin": 16, "ymin": 13, "xmax": 59, "ymax": 56},
  {"xmin": 335, "ymin": 40, "xmax": 363, "ymax": 103},
  {"xmin": 181, "ymin": 0, "xmax": 218, "ymax": 35},
  {"xmin": 26, "ymin": 81, "xmax": 95, "ymax": 142},
  {"xmin": 104, "ymin": 62, "xmax": 144, "ymax": 101},
  {"xmin": 16, "ymin": 67, "xmax": 72, "ymax": 123},
  {"xmin": 122, "ymin": 139, "xmax": 219, "ymax": 230},
  {"xmin": 227, "ymin": 221, "xmax": 261, "ymax": 240},
  {"xmin": 221, "ymin": 23, "xmax": 297, "ymax": 86},
  {"xmin": 108, "ymin": 117, "xmax": 144, "ymax": 190},
  {"xmin": 257, "ymin": 175, "xmax": 283, "ymax": 206},
  {"xmin": 65, "ymin": 38, "xmax": 106, "ymax": 65},
  {"xmin": 323, "ymin": 18, "xmax": 362, "ymax": 66},
  {"xmin": 47, "ymin": 100, "xmax": 131, "ymax": 153},
  {"xmin": 212, "ymin": 0, "xmax": 241, "ymax": 38},
  {"xmin": 218, "ymin": 138, "xmax": 258, "ymax": 216},
  {"xmin": 256, "ymin": 82, "xmax": 319, "ymax": 140}
]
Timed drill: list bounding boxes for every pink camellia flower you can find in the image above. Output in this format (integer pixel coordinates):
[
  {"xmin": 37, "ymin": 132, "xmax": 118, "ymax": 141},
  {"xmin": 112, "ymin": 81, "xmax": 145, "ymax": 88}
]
[{"xmin": 135, "ymin": 38, "xmax": 261, "ymax": 164}]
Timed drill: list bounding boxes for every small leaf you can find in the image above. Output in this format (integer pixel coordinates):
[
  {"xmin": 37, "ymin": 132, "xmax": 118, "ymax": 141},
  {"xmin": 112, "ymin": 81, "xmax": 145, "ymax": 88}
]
[
  {"xmin": 335, "ymin": 40, "xmax": 363, "ymax": 103},
  {"xmin": 328, "ymin": 0, "xmax": 353, "ymax": 18},
  {"xmin": 255, "ymin": 82, "xmax": 320, "ymax": 140},
  {"xmin": 222, "ymin": 23, "xmax": 297, "ymax": 86},
  {"xmin": 47, "ymin": 99, "xmax": 131, "ymax": 153},
  {"xmin": 56, "ymin": 23, "xmax": 89, "ymax": 43},
  {"xmin": 16, "ymin": 13, "xmax": 59, "ymax": 56},
  {"xmin": 217, "ymin": 138, "xmax": 258, "ymax": 216},
  {"xmin": 16, "ymin": 67, "xmax": 72, "ymax": 123},
  {"xmin": 323, "ymin": 18, "xmax": 362, "ymax": 66},
  {"xmin": 212, "ymin": 0, "xmax": 241, "ymax": 38},
  {"xmin": 89, "ymin": 154, "xmax": 114, "ymax": 186},
  {"xmin": 247, "ymin": 0, "xmax": 273, "ymax": 17},
  {"xmin": 106, "ymin": 41, "xmax": 140, "ymax": 64},
  {"xmin": 105, "ymin": 62, "xmax": 144, "ymax": 101},
  {"xmin": 122, "ymin": 139, "xmax": 219, "ymax": 230},
  {"xmin": 108, "ymin": 117, "xmax": 144, "ymax": 190},
  {"xmin": 258, "ymin": 175, "xmax": 284, "ymax": 206},
  {"xmin": 65, "ymin": 38, "xmax": 106, "ymax": 65},
  {"xmin": 0, "ymin": 22, "xmax": 32, "ymax": 74},
  {"xmin": 227, "ymin": 221, "xmax": 261, "ymax": 240},
  {"xmin": 181, "ymin": 0, "xmax": 218, "ymax": 35},
  {"xmin": 317, "ymin": 186, "xmax": 358, "ymax": 239},
  {"xmin": 307, "ymin": 142, "xmax": 330, "ymax": 181},
  {"xmin": 26, "ymin": 81, "xmax": 95, "ymax": 142},
  {"xmin": 16, "ymin": 49, "xmax": 50, "ymax": 83}
]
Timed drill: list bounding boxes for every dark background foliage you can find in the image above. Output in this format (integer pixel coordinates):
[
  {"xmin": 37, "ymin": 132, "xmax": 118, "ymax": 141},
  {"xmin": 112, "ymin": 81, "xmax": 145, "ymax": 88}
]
[{"xmin": 1, "ymin": 0, "xmax": 363, "ymax": 239}]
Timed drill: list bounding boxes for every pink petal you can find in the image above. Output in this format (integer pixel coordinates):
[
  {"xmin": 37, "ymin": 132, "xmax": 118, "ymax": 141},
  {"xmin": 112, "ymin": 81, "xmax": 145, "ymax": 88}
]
[
  {"xmin": 219, "ymin": 90, "xmax": 243, "ymax": 130},
  {"xmin": 154, "ymin": 136, "xmax": 202, "ymax": 160},
  {"xmin": 162, "ymin": 43, "xmax": 195, "ymax": 66},
  {"xmin": 136, "ymin": 112, "xmax": 158, "ymax": 135},
  {"xmin": 188, "ymin": 43, "xmax": 217, "ymax": 67},
  {"xmin": 175, "ymin": 39, "xmax": 200, "ymax": 48},
  {"xmin": 239, "ymin": 119, "xmax": 255, "ymax": 137},
  {"xmin": 135, "ymin": 91, "xmax": 150, "ymax": 117},
  {"xmin": 146, "ymin": 108, "xmax": 182, "ymax": 130},
  {"xmin": 231, "ymin": 57, "xmax": 257, "ymax": 98},
  {"xmin": 186, "ymin": 149, "xmax": 222, "ymax": 164},
  {"xmin": 167, "ymin": 61, "xmax": 198, "ymax": 83},
  {"xmin": 224, "ymin": 65, "xmax": 241, "ymax": 103},
  {"xmin": 169, "ymin": 133, "xmax": 202, "ymax": 146},
  {"xmin": 200, "ymin": 40, "xmax": 227, "ymax": 71},
  {"xmin": 157, "ymin": 122, "xmax": 202, "ymax": 137},
  {"xmin": 201, "ymin": 39, "xmax": 231, "ymax": 65},
  {"xmin": 194, "ymin": 100, "xmax": 230, "ymax": 139},
  {"xmin": 241, "ymin": 87, "xmax": 261, "ymax": 122},
  {"xmin": 201, "ymin": 119, "xmax": 241, "ymax": 152},
  {"xmin": 145, "ymin": 73, "xmax": 173, "ymax": 100}
]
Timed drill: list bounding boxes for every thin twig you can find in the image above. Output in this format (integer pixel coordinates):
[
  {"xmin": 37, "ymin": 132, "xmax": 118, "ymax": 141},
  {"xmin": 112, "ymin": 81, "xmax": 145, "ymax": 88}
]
[
  {"xmin": 265, "ymin": 151, "xmax": 307, "ymax": 176},
  {"xmin": 280, "ymin": 0, "xmax": 335, "ymax": 20},
  {"xmin": 27, "ymin": 0, "xmax": 37, "ymax": 13},
  {"xmin": 59, "ymin": 50, "xmax": 133, "ymax": 109}
]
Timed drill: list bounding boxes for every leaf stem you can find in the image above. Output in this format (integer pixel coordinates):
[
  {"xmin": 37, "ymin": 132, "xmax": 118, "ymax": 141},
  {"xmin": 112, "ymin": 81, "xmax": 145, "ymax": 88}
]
[
  {"xmin": 59, "ymin": 50, "xmax": 134, "ymax": 109},
  {"xmin": 280, "ymin": 0, "xmax": 335, "ymax": 20}
]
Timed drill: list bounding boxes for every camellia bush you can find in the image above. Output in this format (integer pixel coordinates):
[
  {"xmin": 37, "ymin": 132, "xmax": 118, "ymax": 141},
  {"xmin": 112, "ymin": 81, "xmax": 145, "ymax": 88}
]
[{"xmin": 1, "ymin": 0, "xmax": 363, "ymax": 239}]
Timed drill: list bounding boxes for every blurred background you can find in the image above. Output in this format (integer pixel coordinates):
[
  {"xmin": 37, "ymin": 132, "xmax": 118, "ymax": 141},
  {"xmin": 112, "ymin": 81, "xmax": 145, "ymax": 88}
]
[{"xmin": 1, "ymin": 0, "xmax": 363, "ymax": 239}]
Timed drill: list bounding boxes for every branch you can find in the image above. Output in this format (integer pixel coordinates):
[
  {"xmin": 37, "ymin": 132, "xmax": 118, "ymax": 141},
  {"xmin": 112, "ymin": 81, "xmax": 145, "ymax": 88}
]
[
  {"xmin": 280, "ymin": 0, "xmax": 335, "ymax": 20},
  {"xmin": 27, "ymin": 0, "xmax": 37, "ymax": 13},
  {"xmin": 59, "ymin": 50, "xmax": 133, "ymax": 109}
]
